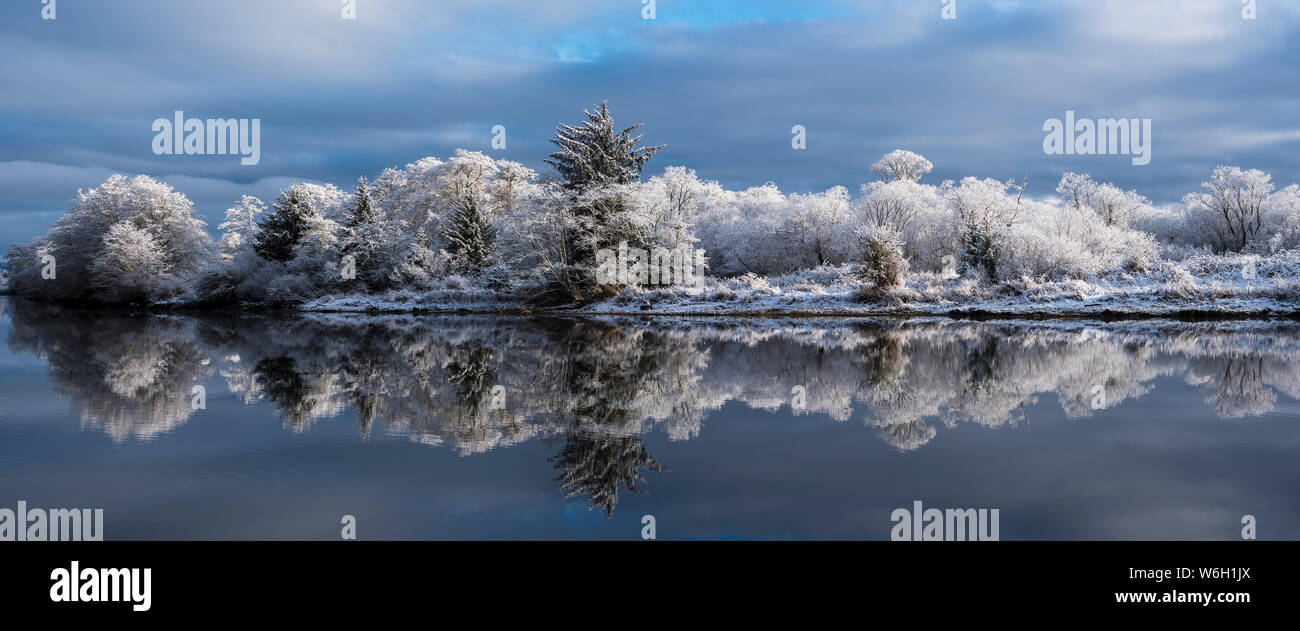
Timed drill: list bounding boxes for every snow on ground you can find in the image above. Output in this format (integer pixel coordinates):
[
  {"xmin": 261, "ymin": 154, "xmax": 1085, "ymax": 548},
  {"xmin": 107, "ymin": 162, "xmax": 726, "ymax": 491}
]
[
  {"xmin": 302, "ymin": 276, "xmax": 527, "ymax": 313},
  {"xmin": 302, "ymin": 252, "xmax": 1300, "ymax": 317}
]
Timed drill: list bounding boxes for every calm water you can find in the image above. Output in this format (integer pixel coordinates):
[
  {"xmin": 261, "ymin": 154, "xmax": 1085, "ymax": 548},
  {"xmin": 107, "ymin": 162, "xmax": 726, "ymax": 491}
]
[{"xmin": 1, "ymin": 296, "xmax": 1297, "ymax": 540}]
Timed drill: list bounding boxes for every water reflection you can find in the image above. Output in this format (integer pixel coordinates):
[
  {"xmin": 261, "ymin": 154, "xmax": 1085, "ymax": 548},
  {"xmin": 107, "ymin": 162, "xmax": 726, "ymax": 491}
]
[{"xmin": 6, "ymin": 298, "xmax": 1300, "ymax": 515}]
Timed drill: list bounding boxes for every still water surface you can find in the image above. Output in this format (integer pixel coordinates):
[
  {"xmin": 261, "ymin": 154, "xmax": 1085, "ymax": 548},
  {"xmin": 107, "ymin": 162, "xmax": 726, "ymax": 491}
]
[{"xmin": 0, "ymin": 296, "xmax": 1296, "ymax": 540}]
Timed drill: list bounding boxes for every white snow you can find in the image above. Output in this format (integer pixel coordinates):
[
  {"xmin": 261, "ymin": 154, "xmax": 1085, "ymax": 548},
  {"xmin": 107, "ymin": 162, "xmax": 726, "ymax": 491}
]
[{"xmin": 301, "ymin": 252, "xmax": 1300, "ymax": 317}]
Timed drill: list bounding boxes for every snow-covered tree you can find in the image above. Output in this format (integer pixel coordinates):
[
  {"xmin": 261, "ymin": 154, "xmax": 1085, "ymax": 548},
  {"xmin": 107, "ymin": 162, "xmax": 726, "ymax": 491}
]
[
  {"xmin": 345, "ymin": 178, "xmax": 378, "ymax": 226},
  {"xmin": 626, "ymin": 166, "xmax": 723, "ymax": 252},
  {"xmin": 779, "ymin": 186, "xmax": 855, "ymax": 267},
  {"xmin": 545, "ymin": 101, "xmax": 664, "ymax": 192},
  {"xmin": 1056, "ymin": 172, "xmax": 1150, "ymax": 227},
  {"xmin": 959, "ymin": 222, "xmax": 1000, "ymax": 280},
  {"xmin": 488, "ymin": 160, "xmax": 539, "ymax": 216},
  {"xmin": 255, "ymin": 186, "xmax": 323, "ymax": 262},
  {"xmin": 442, "ymin": 196, "xmax": 495, "ymax": 272},
  {"xmin": 871, "ymin": 150, "xmax": 933, "ymax": 183},
  {"xmin": 540, "ymin": 102, "xmax": 665, "ymax": 295},
  {"xmin": 89, "ymin": 222, "xmax": 168, "ymax": 303},
  {"xmin": 695, "ymin": 182, "xmax": 787, "ymax": 275},
  {"xmin": 856, "ymin": 179, "xmax": 945, "ymax": 267},
  {"xmin": 1056, "ymin": 172, "xmax": 1095, "ymax": 213},
  {"xmin": 938, "ymin": 177, "xmax": 1019, "ymax": 279},
  {"xmin": 370, "ymin": 156, "xmax": 446, "ymax": 233},
  {"xmin": 494, "ymin": 183, "xmax": 589, "ymax": 300},
  {"xmin": 942, "ymin": 177, "xmax": 1020, "ymax": 229},
  {"xmin": 293, "ymin": 182, "xmax": 348, "ymax": 223},
  {"xmin": 1182, "ymin": 165, "xmax": 1274, "ymax": 252},
  {"xmin": 337, "ymin": 178, "xmax": 392, "ymax": 290},
  {"xmin": 4, "ymin": 174, "xmax": 211, "ymax": 303},
  {"xmin": 388, "ymin": 228, "xmax": 448, "ymax": 289},
  {"xmin": 218, "ymin": 195, "xmax": 266, "ymax": 260},
  {"xmin": 1262, "ymin": 184, "xmax": 1300, "ymax": 252}
]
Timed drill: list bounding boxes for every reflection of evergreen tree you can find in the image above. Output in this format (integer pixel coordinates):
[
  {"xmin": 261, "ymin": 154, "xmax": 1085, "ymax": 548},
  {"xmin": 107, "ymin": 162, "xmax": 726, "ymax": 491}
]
[
  {"xmin": 549, "ymin": 434, "xmax": 666, "ymax": 517},
  {"xmin": 354, "ymin": 393, "xmax": 380, "ymax": 437},
  {"xmin": 860, "ymin": 334, "xmax": 906, "ymax": 386},
  {"xmin": 335, "ymin": 325, "xmax": 399, "ymax": 437},
  {"xmin": 875, "ymin": 418, "xmax": 937, "ymax": 452},
  {"xmin": 550, "ymin": 321, "xmax": 669, "ymax": 429},
  {"xmin": 963, "ymin": 337, "xmax": 999, "ymax": 385},
  {"xmin": 443, "ymin": 343, "xmax": 498, "ymax": 418},
  {"xmin": 538, "ymin": 321, "xmax": 683, "ymax": 514},
  {"xmin": 253, "ymin": 356, "xmax": 314, "ymax": 430}
]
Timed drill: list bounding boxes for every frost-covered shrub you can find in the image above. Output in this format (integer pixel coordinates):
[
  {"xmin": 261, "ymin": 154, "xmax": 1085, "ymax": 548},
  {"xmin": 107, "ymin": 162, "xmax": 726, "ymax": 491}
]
[
  {"xmin": 997, "ymin": 202, "xmax": 1162, "ymax": 281},
  {"xmin": 1057, "ymin": 172, "xmax": 1152, "ymax": 227},
  {"xmin": 856, "ymin": 224, "xmax": 909, "ymax": 290},
  {"xmin": 1158, "ymin": 264, "xmax": 1199, "ymax": 299}
]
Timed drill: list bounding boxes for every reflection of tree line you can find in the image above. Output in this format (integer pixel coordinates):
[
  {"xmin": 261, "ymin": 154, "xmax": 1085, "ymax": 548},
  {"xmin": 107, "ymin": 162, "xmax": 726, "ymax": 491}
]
[
  {"xmin": 8, "ymin": 298, "xmax": 1300, "ymax": 513},
  {"xmin": 4, "ymin": 301, "xmax": 210, "ymax": 441}
]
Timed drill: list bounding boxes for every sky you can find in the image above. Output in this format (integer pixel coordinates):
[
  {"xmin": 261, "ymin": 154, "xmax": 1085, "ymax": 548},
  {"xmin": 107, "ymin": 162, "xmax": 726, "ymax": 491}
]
[{"xmin": 2, "ymin": 0, "xmax": 1299, "ymax": 252}]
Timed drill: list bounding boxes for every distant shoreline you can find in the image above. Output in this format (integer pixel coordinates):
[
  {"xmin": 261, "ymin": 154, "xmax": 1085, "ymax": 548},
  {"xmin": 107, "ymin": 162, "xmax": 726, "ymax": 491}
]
[{"xmin": 5, "ymin": 293, "xmax": 1296, "ymax": 322}]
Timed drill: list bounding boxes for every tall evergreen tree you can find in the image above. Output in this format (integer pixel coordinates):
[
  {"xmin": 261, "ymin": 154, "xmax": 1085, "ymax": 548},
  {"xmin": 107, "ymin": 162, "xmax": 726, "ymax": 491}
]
[
  {"xmin": 344, "ymin": 177, "xmax": 377, "ymax": 227},
  {"xmin": 340, "ymin": 178, "xmax": 388, "ymax": 290},
  {"xmin": 959, "ymin": 222, "xmax": 1000, "ymax": 280},
  {"xmin": 254, "ymin": 186, "xmax": 318, "ymax": 262},
  {"xmin": 442, "ymin": 196, "xmax": 495, "ymax": 272},
  {"xmin": 542, "ymin": 102, "xmax": 664, "ymax": 296},
  {"xmin": 545, "ymin": 101, "xmax": 664, "ymax": 191}
]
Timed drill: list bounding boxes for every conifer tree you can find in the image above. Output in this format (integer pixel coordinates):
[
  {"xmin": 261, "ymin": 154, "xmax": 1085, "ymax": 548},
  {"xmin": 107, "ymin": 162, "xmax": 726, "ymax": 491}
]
[
  {"xmin": 442, "ymin": 196, "xmax": 495, "ymax": 272},
  {"xmin": 545, "ymin": 101, "xmax": 664, "ymax": 191},
  {"xmin": 543, "ymin": 102, "xmax": 664, "ymax": 292},
  {"xmin": 345, "ymin": 177, "xmax": 378, "ymax": 227},
  {"xmin": 339, "ymin": 178, "xmax": 388, "ymax": 289},
  {"xmin": 254, "ymin": 186, "xmax": 318, "ymax": 262}
]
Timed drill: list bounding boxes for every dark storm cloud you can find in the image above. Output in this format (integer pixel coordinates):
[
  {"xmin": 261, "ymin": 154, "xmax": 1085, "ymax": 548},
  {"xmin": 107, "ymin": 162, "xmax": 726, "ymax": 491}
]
[{"xmin": 2, "ymin": 0, "xmax": 1298, "ymax": 251}]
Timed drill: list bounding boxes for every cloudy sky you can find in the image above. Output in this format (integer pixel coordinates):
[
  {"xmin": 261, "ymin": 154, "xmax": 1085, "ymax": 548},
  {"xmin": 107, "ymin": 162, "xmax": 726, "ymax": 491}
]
[{"xmin": 2, "ymin": 0, "xmax": 1298, "ymax": 251}]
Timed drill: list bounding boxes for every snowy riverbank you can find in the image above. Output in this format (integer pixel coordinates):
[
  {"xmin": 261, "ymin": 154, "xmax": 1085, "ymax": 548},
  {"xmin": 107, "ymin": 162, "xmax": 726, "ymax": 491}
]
[{"xmin": 301, "ymin": 253, "xmax": 1300, "ymax": 318}]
